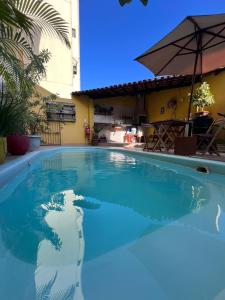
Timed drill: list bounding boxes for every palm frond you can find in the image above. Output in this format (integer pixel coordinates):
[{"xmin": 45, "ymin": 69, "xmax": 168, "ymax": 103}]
[
  {"xmin": 51, "ymin": 285, "xmax": 76, "ymax": 300},
  {"xmin": 15, "ymin": 0, "xmax": 70, "ymax": 48},
  {"xmin": 0, "ymin": 23, "xmax": 34, "ymax": 58},
  {"xmin": 0, "ymin": 0, "xmax": 32, "ymax": 36},
  {"xmin": 36, "ymin": 272, "xmax": 58, "ymax": 300},
  {"xmin": 0, "ymin": 0, "xmax": 70, "ymax": 90},
  {"xmin": 0, "ymin": 49, "xmax": 50, "ymax": 92},
  {"xmin": 0, "ymin": 50, "xmax": 22, "ymax": 90}
]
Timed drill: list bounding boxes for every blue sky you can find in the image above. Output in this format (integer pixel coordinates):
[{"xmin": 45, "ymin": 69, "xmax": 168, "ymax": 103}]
[{"xmin": 80, "ymin": 0, "xmax": 225, "ymax": 90}]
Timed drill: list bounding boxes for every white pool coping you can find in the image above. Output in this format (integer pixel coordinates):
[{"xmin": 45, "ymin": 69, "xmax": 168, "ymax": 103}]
[
  {"xmin": 0, "ymin": 146, "xmax": 225, "ymax": 189},
  {"xmin": 120, "ymin": 147, "xmax": 225, "ymax": 175}
]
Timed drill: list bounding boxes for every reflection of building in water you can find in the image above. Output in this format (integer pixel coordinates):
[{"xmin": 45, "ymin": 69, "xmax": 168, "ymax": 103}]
[{"xmin": 35, "ymin": 190, "xmax": 84, "ymax": 300}]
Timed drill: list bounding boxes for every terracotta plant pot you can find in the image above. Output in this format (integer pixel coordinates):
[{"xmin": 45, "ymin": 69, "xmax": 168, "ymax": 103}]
[
  {"xmin": 194, "ymin": 111, "xmax": 209, "ymax": 117},
  {"xmin": 7, "ymin": 135, "xmax": 29, "ymax": 155},
  {"xmin": 0, "ymin": 137, "xmax": 7, "ymax": 163}
]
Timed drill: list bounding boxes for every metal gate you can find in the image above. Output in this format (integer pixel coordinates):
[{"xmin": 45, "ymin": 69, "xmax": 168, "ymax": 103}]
[{"xmin": 41, "ymin": 121, "xmax": 62, "ymax": 146}]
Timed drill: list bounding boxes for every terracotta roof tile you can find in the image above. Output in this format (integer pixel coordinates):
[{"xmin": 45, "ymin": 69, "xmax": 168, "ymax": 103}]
[{"xmin": 72, "ymin": 67, "xmax": 225, "ymax": 99}]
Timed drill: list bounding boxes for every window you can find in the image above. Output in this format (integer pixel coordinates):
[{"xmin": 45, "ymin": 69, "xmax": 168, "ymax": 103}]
[
  {"xmin": 72, "ymin": 28, "xmax": 76, "ymax": 38},
  {"xmin": 47, "ymin": 102, "xmax": 76, "ymax": 122},
  {"xmin": 73, "ymin": 58, "xmax": 78, "ymax": 76},
  {"xmin": 73, "ymin": 64, "xmax": 77, "ymax": 75}
]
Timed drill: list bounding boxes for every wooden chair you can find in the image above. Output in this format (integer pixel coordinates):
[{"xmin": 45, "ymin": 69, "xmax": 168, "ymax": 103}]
[
  {"xmin": 195, "ymin": 117, "xmax": 225, "ymax": 156},
  {"xmin": 164, "ymin": 125, "xmax": 186, "ymax": 151},
  {"xmin": 143, "ymin": 133, "xmax": 159, "ymax": 151},
  {"xmin": 143, "ymin": 126, "xmax": 160, "ymax": 151}
]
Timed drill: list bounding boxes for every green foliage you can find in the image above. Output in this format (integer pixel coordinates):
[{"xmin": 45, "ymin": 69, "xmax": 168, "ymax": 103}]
[
  {"xmin": 17, "ymin": 49, "xmax": 51, "ymax": 92},
  {"xmin": 119, "ymin": 0, "xmax": 148, "ymax": 6},
  {"xmin": 15, "ymin": 0, "xmax": 70, "ymax": 47},
  {"xmin": 0, "ymin": 0, "xmax": 70, "ymax": 46},
  {"xmin": 0, "ymin": 0, "xmax": 32, "ymax": 34},
  {"xmin": 190, "ymin": 82, "xmax": 215, "ymax": 112},
  {"xmin": 0, "ymin": 86, "xmax": 27, "ymax": 136},
  {"xmin": 0, "ymin": 0, "xmax": 70, "ymax": 90},
  {"xmin": 0, "ymin": 0, "xmax": 71, "ymax": 137},
  {"xmin": 25, "ymin": 93, "xmax": 57, "ymax": 135},
  {"xmin": 0, "ymin": 50, "xmax": 51, "ymax": 136},
  {"xmin": 0, "ymin": 0, "xmax": 70, "ymax": 136},
  {"xmin": 93, "ymin": 124, "xmax": 102, "ymax": 135}
]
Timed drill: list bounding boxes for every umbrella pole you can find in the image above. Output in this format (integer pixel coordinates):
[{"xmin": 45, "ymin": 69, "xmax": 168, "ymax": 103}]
[{"xmin": 187, "ymin": 51, "xmax": 199, "ymax": 121}]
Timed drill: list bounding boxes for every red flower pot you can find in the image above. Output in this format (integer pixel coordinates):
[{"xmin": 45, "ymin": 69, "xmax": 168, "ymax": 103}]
[{"xmin": 7, "ymin": 135, "xmax": 29, "ymax": 155}]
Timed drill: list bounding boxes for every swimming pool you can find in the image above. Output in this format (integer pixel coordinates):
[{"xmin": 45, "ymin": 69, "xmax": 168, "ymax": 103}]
[{"xmin": 0, "ymin": 148, "xmax": 225, "ymax": 300}]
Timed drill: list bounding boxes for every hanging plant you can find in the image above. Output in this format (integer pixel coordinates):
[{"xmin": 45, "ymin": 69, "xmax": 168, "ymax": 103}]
[
  {"xmin": 167, "ymin": 97, "xmax": 177, "ymax": 119},
  {"xmin": 167, "ymin": 98, "xmax": 177, "ymax": 109},
  {"xmin": 190, "ymin": 82, "xmax": 215, "ymax": 112}
]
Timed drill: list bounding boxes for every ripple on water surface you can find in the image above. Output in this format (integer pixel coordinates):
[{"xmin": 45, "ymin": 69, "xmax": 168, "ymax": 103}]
[{"xmin": 0, "ymin": 149, "xmax": 225, "ymax": 300}]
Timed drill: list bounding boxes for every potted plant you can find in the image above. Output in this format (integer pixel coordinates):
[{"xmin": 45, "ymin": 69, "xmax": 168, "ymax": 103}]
[
  {"xmin": 0, "ymin": 84, "xmax": 8, "ymax": 162},
  {"xmin": 191, "ymin": 82, "xmax": 215, "ymax": 117},
  {"xmin": 0, "ymin": 86, "xmax": 29, "ymax": 157},
  {"xmin": 6, "ymin": 100, "xmax": 29, "ymax": 156},
  {"xmin": 92, "ymin": 124, "xmax": 101, "ymax": 146},
  {"xmin": 0, "ymin": 137, "xmax": 7, "ymax": 164},
  {"xmin": 7, "ymin": 135, "xmax": 29, "ymax": 155},
  {"xmin": 0, "ymin": 49, "xmax": 51, "ymax": 157},
  {"xmin": 25, "ymin": 93, "xmax": 57, "ymax": 151}
]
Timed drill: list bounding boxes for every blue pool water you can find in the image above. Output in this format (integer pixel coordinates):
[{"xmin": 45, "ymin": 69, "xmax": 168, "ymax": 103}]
[{"xmin": 0, "ymin": 148, "xmax": 225, "ymax": 300}]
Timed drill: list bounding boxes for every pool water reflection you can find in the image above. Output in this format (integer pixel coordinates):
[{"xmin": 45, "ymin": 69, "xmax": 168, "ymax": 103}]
[{"xmin": 0, "ymin": 149, "xmax": 225, "ymax": 300}]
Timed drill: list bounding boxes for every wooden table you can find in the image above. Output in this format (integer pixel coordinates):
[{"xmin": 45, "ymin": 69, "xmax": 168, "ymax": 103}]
[{"xmin": 143, "ymin": 120, "xmax": 191, "ymax": 152}]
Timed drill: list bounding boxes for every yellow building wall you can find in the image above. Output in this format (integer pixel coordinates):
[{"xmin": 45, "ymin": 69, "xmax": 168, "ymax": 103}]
[
  {"xmin": 88, "ymin": 72, "xmax": 225, "ymax": 125},
  {"xmin": 36, "ymin": 86, "xmax": 93, "ymax": 145},
  {"xmin": 37, "ymin": 70, "xmax": 225, "ymax": 145},
  {"xmin": 61, "ymin": 95, "xmax": 93, "ymax": 145},
  {"xmin": 147, "ymin": 71, "xmax": 225, "ymax": 122},
  {"xmin": 206, "ymin": 72, "xmax": 225, "ymax": 118},
  {"xmin": 71, "ymin": 72, "xmax": 225, "ymax": 144}
]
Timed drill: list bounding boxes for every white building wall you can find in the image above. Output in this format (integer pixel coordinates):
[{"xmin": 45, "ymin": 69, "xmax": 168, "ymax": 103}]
[
  {"xmin": 37, "ymin": 0, "xmax": 80, "ymax": 99},
  {"xmin": 71, "ymin": 0, "xmax": 81, "ymax": 92}
]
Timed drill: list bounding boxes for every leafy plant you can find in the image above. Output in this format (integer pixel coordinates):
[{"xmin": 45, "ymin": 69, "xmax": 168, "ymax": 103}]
[
  {"xmin": 0, "ymin": 84, "xmax": 27, "ymax": 136},
  {"xmin": 25, "ymin": 93, "xmax": 57, "ymax": 136},
  {"xmin": 0, "ymin": 99, "xmax": 25, "ymax": 136},
  {"xmin": 93, "ymin": 124, "xmax": 102, "ymax": 136},
  {"xmin": 0, "ymin": 50, "xmax": 51, "ymax": 136},
  {"xmin": 190, "ymin": 82, "xmax": 215, "ymax": 112},
  {"xmin": 0, "ymin": 1, "xmax": 71, "ymax": 138},
  {"xmin": 0, "ymin": 0, "xmax": 70, "ymax": 90}
]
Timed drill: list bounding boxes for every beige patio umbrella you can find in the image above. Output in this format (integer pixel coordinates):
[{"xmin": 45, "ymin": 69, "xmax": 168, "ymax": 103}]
[{"xmin": 135, "ymin": 14, "xmax": 225, "ymax": 118}]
